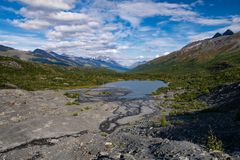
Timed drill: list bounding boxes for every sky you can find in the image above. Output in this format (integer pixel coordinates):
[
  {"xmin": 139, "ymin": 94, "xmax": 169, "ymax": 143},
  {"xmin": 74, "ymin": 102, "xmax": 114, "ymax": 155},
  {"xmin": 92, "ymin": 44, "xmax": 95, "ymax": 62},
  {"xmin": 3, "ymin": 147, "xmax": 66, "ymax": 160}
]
[{"xmin": 0, "ymin": 0, "xmax": 240, "ymax": 66}]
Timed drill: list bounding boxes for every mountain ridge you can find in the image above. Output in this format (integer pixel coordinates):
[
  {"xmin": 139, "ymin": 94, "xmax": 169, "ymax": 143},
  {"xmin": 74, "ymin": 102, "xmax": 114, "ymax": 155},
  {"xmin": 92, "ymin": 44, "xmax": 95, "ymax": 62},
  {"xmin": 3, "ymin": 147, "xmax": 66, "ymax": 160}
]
[
  {"xmin": 132, "ymin": 30, "xmax": 240, "ymax": 74},
  {"xmin": 0, "ymin": 46, "xmax": 128, "ymax": 72}
]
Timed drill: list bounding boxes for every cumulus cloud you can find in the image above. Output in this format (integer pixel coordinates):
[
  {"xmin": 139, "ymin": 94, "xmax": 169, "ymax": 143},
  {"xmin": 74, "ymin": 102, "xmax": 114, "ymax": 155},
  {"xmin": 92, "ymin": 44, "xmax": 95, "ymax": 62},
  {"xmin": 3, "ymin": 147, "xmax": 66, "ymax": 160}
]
[
  {"xmin": 16, "ymin": 0, "xmax": 76, "ymax": 10},
  {"xmin": 0, "ymin": 30, "xmax": 46, "ymax": 50},
  {"xmin": 6, "ymin": 0, "xmax": 240, "ymax": 65},
  {"xmin": 12, "ymin": 19, "xmax": 50, "ymax": 29},
  {"xmin": 49, "ymin": 11, "xmax": 91, "ymax": 22},
  {"xmin": 117, "ymin": 1, "xmax": 197, "ymax": 26},
  {"xmin": 171, "ymin": 16, "xmax": 231, "ymax": 26}
]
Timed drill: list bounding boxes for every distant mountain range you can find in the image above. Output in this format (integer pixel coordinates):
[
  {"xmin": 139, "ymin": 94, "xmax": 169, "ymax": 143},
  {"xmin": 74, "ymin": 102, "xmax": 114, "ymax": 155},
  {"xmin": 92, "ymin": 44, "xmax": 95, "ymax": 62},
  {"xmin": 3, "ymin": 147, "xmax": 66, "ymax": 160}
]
[
  {"xmin": 128, "ymin": 61, "xmax": 147, "ymax": 69},
  {"xmin": 0, "ymin": 46, "xmax": 129, "ymax": 72},
  {"xmin": 132, "ymin": 29, "xmax": 240, "ymax": 73},
  {"xmin": 212, "ymin": 29, "xmax": 234, "ymax": 38}
]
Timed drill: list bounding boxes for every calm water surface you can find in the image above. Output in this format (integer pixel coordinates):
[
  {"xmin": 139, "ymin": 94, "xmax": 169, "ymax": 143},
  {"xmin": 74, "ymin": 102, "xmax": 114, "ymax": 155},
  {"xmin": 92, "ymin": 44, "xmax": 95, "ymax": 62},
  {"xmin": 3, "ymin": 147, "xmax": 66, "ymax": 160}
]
[{"xmin": 101, "ymin": 80, "xmax": 167, "ymax": 99}]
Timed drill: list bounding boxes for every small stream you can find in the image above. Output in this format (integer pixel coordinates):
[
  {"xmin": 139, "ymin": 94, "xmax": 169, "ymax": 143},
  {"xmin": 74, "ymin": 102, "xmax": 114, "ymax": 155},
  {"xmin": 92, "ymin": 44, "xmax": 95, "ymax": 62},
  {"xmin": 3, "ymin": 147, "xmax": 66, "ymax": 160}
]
[{"xmin": 70, "ymin": 80, "xmax": 167, "ymax": 133}]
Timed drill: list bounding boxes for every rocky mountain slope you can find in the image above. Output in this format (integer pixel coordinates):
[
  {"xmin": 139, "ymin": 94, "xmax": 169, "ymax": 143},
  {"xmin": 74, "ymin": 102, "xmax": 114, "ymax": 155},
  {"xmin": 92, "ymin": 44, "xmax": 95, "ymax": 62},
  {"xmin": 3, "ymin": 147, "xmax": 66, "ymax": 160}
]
[
  {"xmin": 0, "ymin": 46, "xmax": 128, "ymax": 72},
  {"xmin": 132, "ymin": 30, "xmax": 240, "ymax": 74}
]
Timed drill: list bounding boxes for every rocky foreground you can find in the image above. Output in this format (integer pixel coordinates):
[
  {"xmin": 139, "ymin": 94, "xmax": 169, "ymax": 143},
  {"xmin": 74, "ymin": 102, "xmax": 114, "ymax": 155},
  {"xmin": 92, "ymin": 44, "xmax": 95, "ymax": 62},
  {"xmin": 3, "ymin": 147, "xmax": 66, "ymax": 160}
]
[{"xmin": 0, "ymin": 85, "xmax": 239, "ymax": 160}]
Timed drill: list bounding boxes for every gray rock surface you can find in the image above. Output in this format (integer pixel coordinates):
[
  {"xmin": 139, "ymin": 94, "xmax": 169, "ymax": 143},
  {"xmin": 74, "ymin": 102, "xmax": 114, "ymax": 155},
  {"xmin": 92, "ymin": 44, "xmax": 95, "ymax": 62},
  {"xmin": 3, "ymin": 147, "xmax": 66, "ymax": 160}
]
[{"xmin": 0, "ymin": 87, "xmax": 238, "ymax": 159}]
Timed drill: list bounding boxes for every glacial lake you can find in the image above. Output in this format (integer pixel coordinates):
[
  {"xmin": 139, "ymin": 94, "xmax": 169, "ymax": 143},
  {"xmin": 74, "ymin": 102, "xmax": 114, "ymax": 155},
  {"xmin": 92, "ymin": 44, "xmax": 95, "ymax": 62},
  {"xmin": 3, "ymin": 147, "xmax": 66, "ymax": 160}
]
[{"xmin": 101, "ymin": 80, "xmax": 167, "ymax": 99}]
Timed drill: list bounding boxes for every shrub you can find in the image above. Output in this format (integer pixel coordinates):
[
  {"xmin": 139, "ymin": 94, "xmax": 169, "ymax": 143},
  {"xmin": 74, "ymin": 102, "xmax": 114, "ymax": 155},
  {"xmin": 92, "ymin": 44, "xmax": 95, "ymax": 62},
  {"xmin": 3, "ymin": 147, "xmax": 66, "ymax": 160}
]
[
  {"xmin": 72, "ymin": 112, "xmax": 79, "ymax": 116},
  {"xmin": 64, "ymin": 92, "xmax": 80, "ymax": 98},
  {"xmin": 84, "ymin": 106, "xmax": 91, "ymax": 110},
  {"xmin": 169, "ymin": 110, "xmax": 184, "ymax": 116},
  {"xmin": 100, "ymin": 132, "xmax": 108, "ymax": 137},
  {"xmin": 207, "ymin": 128, "xmax": 223, "ymax": 151},
  {"xmin": 65, "ymin": 101, "xmax": 80, "ymax": 105},
  {"xmin": 160, "ymin": 115, "xmax": 168, "ymax": 127},
  {"xmin": 99, "ymin": 91, "xmax": 111, "ymax": 95}
]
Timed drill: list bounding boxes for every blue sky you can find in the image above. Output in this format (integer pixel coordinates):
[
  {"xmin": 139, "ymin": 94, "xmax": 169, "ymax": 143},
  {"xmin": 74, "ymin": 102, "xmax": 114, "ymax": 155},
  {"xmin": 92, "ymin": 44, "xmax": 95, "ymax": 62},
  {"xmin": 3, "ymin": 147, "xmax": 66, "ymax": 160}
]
[{"xmin": 0, "ymin": 0, "xmax": 240, "ymax": 65}]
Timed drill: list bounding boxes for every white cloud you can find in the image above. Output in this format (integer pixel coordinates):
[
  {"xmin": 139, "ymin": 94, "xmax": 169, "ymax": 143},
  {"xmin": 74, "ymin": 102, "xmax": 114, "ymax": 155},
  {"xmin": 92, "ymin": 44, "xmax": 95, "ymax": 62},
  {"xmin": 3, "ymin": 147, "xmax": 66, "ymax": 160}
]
[
  {"xmin": 0, "ymin": 40, "xmax": 17, "ymax": 45},
  {"xmin": 146, "ymin": 38, "xmax": 179, "ymax": 48},
  {"xmin": 116, "ymin": 1, "xmax": 231, "ymax": 27},
  {"xmin": 49, "ymin": 11, "xmax": 91, "ymax": 22},
  {"xmin": 155, "ymin": 51, "xmax": 170, "ymax": 58},
  {"xmin": 117, "ymin": 1, "xmax": 197, "ymax": 26},
  {"xmin": 171, "ymin": 16, "xmax": 231, "ymax": 26},
  {"xmin": 191, "ymin": 0, "xmax": 204, "ymax": 7},
  {"xmin": 0, "ymin": 31, "xmax": 46, "ymax": 50},
  {"xmin": 12, "ymin": 19, "xmax": 50, "ymax": 29},
  {"xmin": 195, "ymin": 17, "xmax": 230, "ymax": 25},
  {"xmin": 54, "ymin": 25, "xmax": 92, "ymax": 33},
  {"xmin": 19, "ymin": 7, "xmax": 46, "ymax": 18},
  {"xmin": 0, "ymin": 6, "xmax": 18, "ymax": 13},
  {"xmin": 232, "ymin": 16, "xmax": 240, "ymax": 23},
  {"xmin": 16, "ymin": 0, "xmax": 76, "ymax": 10}
]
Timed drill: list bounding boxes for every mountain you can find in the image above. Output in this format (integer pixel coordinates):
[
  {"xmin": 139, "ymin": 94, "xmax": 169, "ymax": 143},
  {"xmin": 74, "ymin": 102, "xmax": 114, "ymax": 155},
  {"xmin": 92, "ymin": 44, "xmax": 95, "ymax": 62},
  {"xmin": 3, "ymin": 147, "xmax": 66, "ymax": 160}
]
[
  {"xmin": 128, "ymin": 61, "xmax": 147, "ymax": 69},
  {"xmin": 0, "ymin": 46, "xmax": 128, "ymax": 72},
  {"xmin": 0, "ymin": 45, "xmax": 14, "ymax": 51},
  {"xmin": 223, "ymin": 29, "xmax": 234, "ymax": 36},
  {"xmin": 212, "ymin": 29, "xmax": 234, "ymax": 39},
  {"xmin": 212, "ymin": 32, "xmax": 222, "ymax": 38},
  {"xmin": 131, "ymin": 30, "xmax": 240, "ymax": 74}
]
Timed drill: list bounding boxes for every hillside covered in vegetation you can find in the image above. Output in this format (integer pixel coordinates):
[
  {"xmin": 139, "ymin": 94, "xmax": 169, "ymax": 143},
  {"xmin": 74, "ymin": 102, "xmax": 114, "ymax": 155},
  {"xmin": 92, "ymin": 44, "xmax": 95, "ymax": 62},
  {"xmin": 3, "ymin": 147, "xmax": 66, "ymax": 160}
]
[
  {"xmin": 0, "ymin": 56, "xmax": 151, "ymax": 91},
  {"xmin": 132, "ymin": 32, "xmax": 240, "ymax": 94}
]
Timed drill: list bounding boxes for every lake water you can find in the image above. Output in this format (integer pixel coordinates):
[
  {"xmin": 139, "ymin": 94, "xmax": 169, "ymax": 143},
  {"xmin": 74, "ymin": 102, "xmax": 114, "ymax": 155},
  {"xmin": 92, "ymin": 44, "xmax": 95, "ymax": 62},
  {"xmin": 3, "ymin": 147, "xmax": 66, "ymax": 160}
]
[{"xmin": 101, "ymin": 80, "xmax": 167, "ymax": 99}]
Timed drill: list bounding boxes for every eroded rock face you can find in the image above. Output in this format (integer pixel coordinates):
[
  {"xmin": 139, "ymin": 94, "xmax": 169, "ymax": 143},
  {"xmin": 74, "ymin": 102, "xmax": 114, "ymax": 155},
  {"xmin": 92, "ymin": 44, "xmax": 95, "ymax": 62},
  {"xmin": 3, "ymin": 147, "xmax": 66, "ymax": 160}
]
[{"xmin": 199, "ymin": 82, "xmax": 240, "ymax": 111}]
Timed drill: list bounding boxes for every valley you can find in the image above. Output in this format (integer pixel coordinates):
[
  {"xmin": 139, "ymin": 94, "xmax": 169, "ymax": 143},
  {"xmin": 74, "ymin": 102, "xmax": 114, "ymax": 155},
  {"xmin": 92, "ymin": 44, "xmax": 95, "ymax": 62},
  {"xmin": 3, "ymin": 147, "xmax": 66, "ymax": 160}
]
[{"xmin": 0, "ymin": 31, "xmax": 240, "ymax": 159}]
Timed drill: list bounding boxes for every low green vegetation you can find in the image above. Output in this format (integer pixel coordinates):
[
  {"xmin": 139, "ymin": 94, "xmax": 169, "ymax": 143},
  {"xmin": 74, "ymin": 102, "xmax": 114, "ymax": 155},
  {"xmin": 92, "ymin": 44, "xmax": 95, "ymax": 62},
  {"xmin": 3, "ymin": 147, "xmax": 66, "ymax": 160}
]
[
  {"xmin": 207, "ymin": 128, "xmax": 223, "ymax": 151},
  {"xmin": 138, "ymin": 49, "xmax": 240, "ymax": 99},
  {"xmin": 172, "ymin": 92, "xmax": 207, "ymax": 111},
  {"xmin": 64, "ymin": 92, "xmax": 80, "ymax": 98},
  {"xmin": 0, "ymin": 56, "xmax": 156, "ymax": 91},
  {"xmin": 100, "ymin": 132, "xmax": 108, "ymax": 137},
  {"xmin": 149, "ymin": 52, "xmax": 240, "ymax": 115},
  {"xmin": 65, "ymin": 101, "xmax": 80, "ymax": 105},
  {"xmin": 84, "ymin": 106, "xmax": 91, "ymax": 110},
  {"xmin": 169, "ymin": 110, "xmax": 184, "ymax": 116},
  {"xmin": 99, "ymin": 91, "xmax": 111, "ymax": 96},
  {"xmin": 72, "ymin": 112, "xmax": 80, "ymax": 116},
  {"xmin": 160, "ymin": 115, "xmax": 169, "ymax": 127}
]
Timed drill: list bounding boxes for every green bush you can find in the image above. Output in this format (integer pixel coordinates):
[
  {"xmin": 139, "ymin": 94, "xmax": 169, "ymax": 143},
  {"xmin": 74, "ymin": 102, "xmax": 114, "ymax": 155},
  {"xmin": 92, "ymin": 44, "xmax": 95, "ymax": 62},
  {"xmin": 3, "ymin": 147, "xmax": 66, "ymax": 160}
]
[
  {"xmin": 100, "ymin": 132, "xmax": 108, "ymax": 137},
  {"xmin": 72, "ymin": 112, "xmax": 79, "ymax": 116},
  {"xmin": 65, "ymin": 101, "xmax": 80, "ymax": 105},
  {"xmin": 99, "ymin": 91, "xmax": 111, "ymax": 95},
  {"xmin": 207, "ymin": 128, "xmax": 223, "ymax": 151},
  {"xmin": 160, "ymin": 115, "xmax": 168, "ymax": 127},
  {"xmin": 169, "ymin": 110, "xmax": 184, "ymax": 116},
  {"xmin": 64, "ymin": 92, "xmax": 80, "ymax": 98},
  {"xmin": 84, "ymin": 106, "xmax": 91, "ymax": 110}
]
